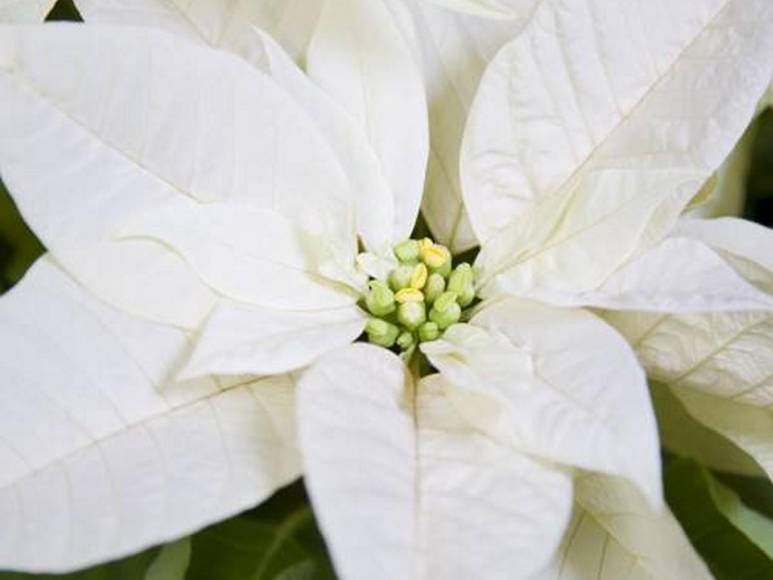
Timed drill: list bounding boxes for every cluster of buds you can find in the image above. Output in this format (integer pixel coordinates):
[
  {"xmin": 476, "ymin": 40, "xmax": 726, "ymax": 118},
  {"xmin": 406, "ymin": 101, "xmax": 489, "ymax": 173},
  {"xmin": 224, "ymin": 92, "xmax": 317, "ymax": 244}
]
[{"xmin": 362, "ymin": 238, "xmax": 476, "ymax": 356}]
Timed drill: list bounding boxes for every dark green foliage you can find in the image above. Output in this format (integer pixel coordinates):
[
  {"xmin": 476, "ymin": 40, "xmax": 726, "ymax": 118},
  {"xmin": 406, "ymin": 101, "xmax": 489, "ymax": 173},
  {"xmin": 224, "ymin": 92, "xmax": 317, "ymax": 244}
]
[
  {"xmin": 0, "ymin": 181, "xmax": 44, "ymax": 291},
  {"xmin": 665, "ymin": 459, "xmax": 773, "ymax": 580},
  {"xmin": 745, "ymin": 109, "xmax": 773, "ymax": 226}
]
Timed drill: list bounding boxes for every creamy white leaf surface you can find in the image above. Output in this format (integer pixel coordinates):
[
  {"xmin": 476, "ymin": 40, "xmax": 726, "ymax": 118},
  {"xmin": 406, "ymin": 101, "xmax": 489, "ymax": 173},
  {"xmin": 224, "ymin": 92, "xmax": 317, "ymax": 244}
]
[
  {"xmin": 0, "ymin": 259, "xmax": 300, "ymax": 572},
  {"xmin": 298, "ymin": 348, "xmax": 573, "ymax": 580},
  {"xmin": 422, "ymin": 297, "xmax": 661, "ymax": 508}
]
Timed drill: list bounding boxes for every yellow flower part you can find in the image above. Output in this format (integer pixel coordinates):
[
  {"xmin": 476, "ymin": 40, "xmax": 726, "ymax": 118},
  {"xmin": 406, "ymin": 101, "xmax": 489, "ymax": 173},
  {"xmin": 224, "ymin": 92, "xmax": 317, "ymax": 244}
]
[
  {"xmin": 395, "ymin": 288, "xmax": 424, "ymax": 304},
  {"xmin": 421, "ymin": 245, "xmax": 448, "ymax": 269},
  {"xmin": 410, "ymin": 263, "xmax": 428, "ymax": 289}
]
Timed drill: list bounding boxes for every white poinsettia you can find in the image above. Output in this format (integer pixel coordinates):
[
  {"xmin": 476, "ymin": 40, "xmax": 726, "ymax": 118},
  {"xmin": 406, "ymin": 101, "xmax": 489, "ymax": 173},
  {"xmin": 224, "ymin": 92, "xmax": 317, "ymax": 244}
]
[
  {"xmin": 0, "ymin": 3, "xmax": 696, "ymax": 579},
  {"xmin": 1, "ymin": 2, "xmax": 770, "ymax": 580}
]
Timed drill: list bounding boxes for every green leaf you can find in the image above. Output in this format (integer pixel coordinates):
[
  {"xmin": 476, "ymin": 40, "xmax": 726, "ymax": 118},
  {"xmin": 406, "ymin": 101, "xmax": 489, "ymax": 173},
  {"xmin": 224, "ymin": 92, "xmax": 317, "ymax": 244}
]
[
  {"xmin": 666, "ymin": 458, "xmax": 773, "ymax": 580},
  {"xmin": 185, "ymin": 482, "xmax": 335, "ymax": 580},
  {"xmin": 745, "ymin": 108, "xmax": 773, "ymax": 227},
  {"xmin": 144, "ymin": 540, "xmax": 191, "ymax": 580},
  {"xmin": 709, "ymin": 475, "xmax": 773, "ymax": 559},
  {"xmin": 45, "ymin": 0, "xmax": 81, "ymax": 22},
  {"xmin": 187, "ymin": 508, "xmax": 334, "ymax": 580},
  {"xmin": 0, "ymin": 180, "xmax": 44, "ymax": 291},
  {"xmin": 717, "ymin": 472, "xmax": 773, "ymax": 521}
]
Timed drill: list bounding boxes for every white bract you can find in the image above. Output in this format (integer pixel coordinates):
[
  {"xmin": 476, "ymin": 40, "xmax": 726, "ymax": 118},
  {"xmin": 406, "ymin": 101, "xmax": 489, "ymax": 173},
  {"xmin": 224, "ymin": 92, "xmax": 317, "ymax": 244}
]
[
  {"xmin": 604, "ymin": 218, "xmax": 773, "ymax": 484},
  {"xmin": 0, "ymin": 0, "xmax": 56, "ymax": 23},
  {"xmin": 527, "ymin": 474, "xmax": 712, "ymax": 580},
  {"xmin": 0, "ymin": 1, "xmax": 770, "ymax": 579},
  {"xmin": 394, "ymin": 0, "xmax": 538, "ymax": 253}
]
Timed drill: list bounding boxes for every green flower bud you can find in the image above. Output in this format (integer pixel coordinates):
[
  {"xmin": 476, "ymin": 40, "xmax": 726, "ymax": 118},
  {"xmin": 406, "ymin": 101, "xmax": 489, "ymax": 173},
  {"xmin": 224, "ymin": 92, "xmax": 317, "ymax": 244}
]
[
  {"xmin": 433, "ymin": 256, "xmax": 452, "ymax": 278},
  {"xmin": 396, "ymin": 331, "xmax": 415, "ymax": 351},
  {"xmin": 365, "ymin": 281, "xmax": 395, "ymax": 316},
  {"xmin": 434, "ymin": 291, "xmax": 458, "ymax": 312},
  {"xmin": 447, "ymin": 263, "xmax": 475, "ymax": 307},
  {"xmin": 429, "ymin": 291, "xmax": 461, "ymax": 330},
  {"xmin": 389, "ymin": 264, "xmax": 414, "ymax": 291},
  {"xmin": 418, "ymin": 322, "xmax": 440, "ymax": 342},
  {"xmin": 424, "ymin": 273, "xmax": 446, "ymax": 304},
  {"xmin": 393, "ymin": 239, "xmax": 420, "ymax": 263},
  {"xmin": 365, "ymin": 318, "xmax": 400, "ymax": 348},
  {"xmin": 397, "ymin": 301, "xmax": 426, "ymax": 330}
]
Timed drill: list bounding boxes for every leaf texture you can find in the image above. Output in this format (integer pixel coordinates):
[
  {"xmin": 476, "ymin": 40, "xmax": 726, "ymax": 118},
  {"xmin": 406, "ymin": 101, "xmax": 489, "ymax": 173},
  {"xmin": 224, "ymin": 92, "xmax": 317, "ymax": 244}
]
[
  {"xmin": 464, "ymin": 0, "xmax": 773, "ymax": 287},
  {"xmin": 180, "ymin": 299, "xmax": 365, "ymax": 379},
  {"xmin": 399, "ymin": 0, "xmax": 534, "ymax": 251},
  {"xmin": 421, "ymin": 297, "xmax": 661, "ymax": 508},
  {"xmin": 0, "ymin": 25, "xmax": 353, "ymax": 327},
  {"xmin": 0, "ymin": 0, "xmax": 56, "ymax": 22},
  {"xmin": 0, "ymin": 258, "xmax": 301, "ymax": 572},
  {"xmin": 530, "ymin": 475, "xmax": 711, "ymax": 580},
  {"xmin": 73, "ymin": 0, "xmax": 323, "ymax": 63},
  {"xmin": 298, "ymin": 345, "xmax": 573, "ymax": 580},
  {"xmin": 307, "ymin": 0, "xmax": 429, "ymax": 242}
]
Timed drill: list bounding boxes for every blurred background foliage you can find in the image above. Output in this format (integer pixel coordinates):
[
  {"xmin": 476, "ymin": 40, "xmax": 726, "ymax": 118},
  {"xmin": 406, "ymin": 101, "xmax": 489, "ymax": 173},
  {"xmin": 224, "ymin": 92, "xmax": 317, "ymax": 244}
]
[{"xmin": 0, "ymin": 0, "xmax": 771, "ymax": 578}]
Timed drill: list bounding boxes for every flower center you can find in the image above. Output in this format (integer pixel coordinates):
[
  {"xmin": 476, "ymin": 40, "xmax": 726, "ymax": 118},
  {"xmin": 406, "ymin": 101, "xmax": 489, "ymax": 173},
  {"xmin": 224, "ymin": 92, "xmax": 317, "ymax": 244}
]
[{"xmin": 361, "ymin": 238, "xmax": 476, "ymax": 357}]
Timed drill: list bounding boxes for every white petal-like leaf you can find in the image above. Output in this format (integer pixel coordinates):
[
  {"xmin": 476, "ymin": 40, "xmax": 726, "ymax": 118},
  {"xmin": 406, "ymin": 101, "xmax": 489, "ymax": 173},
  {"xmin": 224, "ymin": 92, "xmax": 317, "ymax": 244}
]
[
  {"xmin": 0, "ymin": 258, "xmax": 301, "ymax": 572},
  {"xmin": 74, "ymin": 0, "xmax": 323, "ymax": 63},
  {"xmin": 601, "ymin": 218, "xmax": 773, "ymax": 481},
  {"xmin": 673, "ymin": 388, "xmax": 773, "ymax": 482},
  {"xmin": 307, "ymin": 0, "xmax": 429, "ymax": 241},
  {"xmin": 181, "ymin": 299, "xmax": 366, "ymax": 379},
  {"xmin": 463, "ymin": 0, "xmax": 773, "ymax": 255},
  {"xmin": 0, "ymin": 0, "xmax": 55, "ymax": 22},
  {"xmin": 401, "ymin": 1, "xmax": 531, "ymax": 252},
  {"xmin": 674, "ymin": 217, "xmax": 773, "ymax": 285},
  {"xmin": 298, "ymin": 344, "xmax": 416, "ymax": 580},
  {"xmin": 71, "ymin": 6, "xmax": 394, "ymax": 251},
  {"xmin": 422, "ymin": 0, "xmax": 524, "ymax": 19},
  {"xmin": 651, "ymin": 383, "xmax": 763, "ymax": 477},
  {"xmin": 602, "ymin": 217, "xmax": 773, "ymax": 403},
  {"xmin": 255, "ymin": 29, "xmax": 396, "ymax": 253},
  {"xmin": 530, "ymin": 475, "xmax": 711, "ymax": 580},
  {"xmin": 120, "ymin": 201, "xmax": 358, "ymax": 311},
  {"xmin": 501, "ymin": 236, "xmax": 773, "ymax": 312},
  {"xmin": 607, "ymin": 309, "xmax": 773, "ymax": 408},
  {"xmin": 298, "ymin": 345, "xmax": 573, "ymax": 580},
  {"xmin": 417, "ymin": 374, "xmax": 573, "ymax": 580},
  {"xmin": 72, "ymin": 0, "xmax": 203, "ymax": 40},
  {"xmin": 603, "ymin": 274, "xmax": 773, "ymax": 475},
  {"xmin": 0, "ymin": 25, "xmax": 354, "ymax": 327},
  {"xmin": 421, "ymin": 298, "xmax": 662, "ymax": 508},
  {"xmin": 686, "ymin": 122, "xmax": 759, "ymax": 219},
  {"xmin": 473, "ymin": 168, "xmax": 698, "ymax": 297}
]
